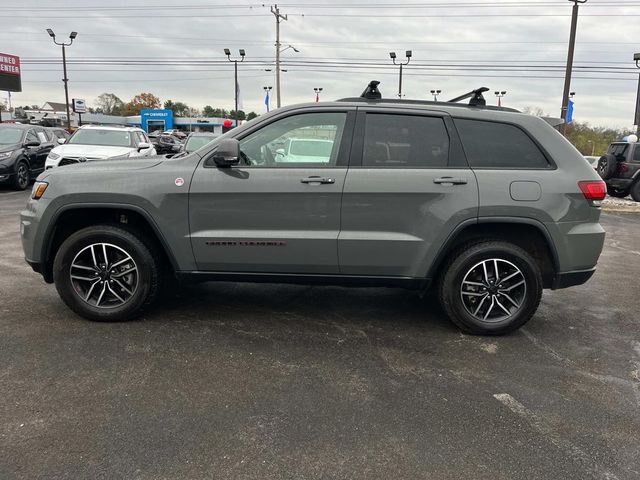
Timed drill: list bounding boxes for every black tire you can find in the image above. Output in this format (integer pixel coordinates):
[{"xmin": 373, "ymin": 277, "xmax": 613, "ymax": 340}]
[
  {"xmin": 438, "ymin": 240, "xmax": 543, "ymax": 335},
  {"xmin": 607, "ymin": 186, "xmax": 629, "ymax": 198},
  {"xmin": 13, "ymin": 161, "xmax": 30, "ymax": 190},
  {"xmin": 631, "ymin": 181, "xmax": 640, "ymax": 202},
  {"xmin": 597, "ymin": 154, "xmax": 617, "ymax": 180},
  {"xmin": 53, "ymin": 225, "xmax": 162, "ymax": 321}
]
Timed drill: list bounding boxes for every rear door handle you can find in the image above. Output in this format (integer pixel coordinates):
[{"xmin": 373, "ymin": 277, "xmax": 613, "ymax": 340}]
[
  {"xmin": 301, "ymin": 176, "xmax": 335, "ymax": 184},
  {"xmin": 433, "ymin": 176, "xmax": 468, "ymax": 185}
]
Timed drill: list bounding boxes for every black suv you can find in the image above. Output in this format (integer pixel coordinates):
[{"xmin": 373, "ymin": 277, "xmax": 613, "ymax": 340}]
[
  {"xmin": 597, "ymin": 140, "xmax": 640, "ymax": 201},
  {"xmin": 0, "ymin": 124, "xmax": 55, "ymax": 190}
]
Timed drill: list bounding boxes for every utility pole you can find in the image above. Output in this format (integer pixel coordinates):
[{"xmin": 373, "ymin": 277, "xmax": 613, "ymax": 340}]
[
  {"xmin": 271, "ymin": 4, "xmax": 287, "ymax": 109},
  {"xmin": 560, "ymin": 0, "xmax": 586, "ymax": 136}
]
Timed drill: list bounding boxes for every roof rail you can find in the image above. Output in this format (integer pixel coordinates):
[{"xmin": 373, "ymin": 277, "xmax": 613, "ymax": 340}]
[{"xmin": 336, "ymin": 81, "xmax": 520, "ymax": 113}]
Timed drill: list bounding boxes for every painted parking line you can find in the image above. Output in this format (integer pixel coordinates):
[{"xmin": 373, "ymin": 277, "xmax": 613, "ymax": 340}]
[{"xmin": 493, "ymin": 393, "xmax": 620, "ymax": 480}]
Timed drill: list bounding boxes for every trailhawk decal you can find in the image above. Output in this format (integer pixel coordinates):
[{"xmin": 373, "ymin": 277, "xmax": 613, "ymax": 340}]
[{"xmin": 205, "ymin": 240, "xmax": 287, "ymax": 247}]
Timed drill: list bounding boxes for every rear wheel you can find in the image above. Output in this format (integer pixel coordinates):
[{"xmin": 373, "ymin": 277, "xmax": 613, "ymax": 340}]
[
  {"xmin": 607, "ymin": 186, "xmax": 629, "ymax": 198},
  {"xmin": 630, "ymin": 181, "xmax": 640, "ymax": 202},
  {"xmin": 53, "ymin": 225, "xmax": 162, "ymax": 321},
  {"xmin": 439, "ymin": 241, "xmax": 543, "ymax": 335},
  {"xmin": 13, "ymin": 161, "xmax": 30, "ymax": 190}
]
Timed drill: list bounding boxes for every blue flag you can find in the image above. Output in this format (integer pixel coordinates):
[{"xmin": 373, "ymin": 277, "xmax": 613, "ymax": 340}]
[
  {"xmin": 567, "ymin": 99, "xmax": 574, "ymax": 124},
  {"xmin": 264, "ymin": 92, "xmax": 270, "ymax": 112}
]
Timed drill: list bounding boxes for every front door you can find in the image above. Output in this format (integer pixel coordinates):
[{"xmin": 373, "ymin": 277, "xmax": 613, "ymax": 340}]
[
  {"xmin": 189, "ymin": 109, "xmax": 354, "ymax": 274},
  {"xmin": 339, "ymin": 110, "xmax": 479, "ymax": 278}
]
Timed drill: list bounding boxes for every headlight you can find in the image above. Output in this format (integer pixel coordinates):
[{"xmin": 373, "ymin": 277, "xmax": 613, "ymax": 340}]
[
  {"xmin": 47, "ymin": 152, "xmax": 60, "ymax": 161},
  {"xmin": 0, "ymin": 151, "xmax": 13, "ymax": 160},
  {"xmin": 31, "ymin": 181, "xmax": 49, "ymax": 200}
]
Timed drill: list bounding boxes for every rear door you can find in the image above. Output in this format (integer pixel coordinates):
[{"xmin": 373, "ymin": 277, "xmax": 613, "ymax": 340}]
[
  {"xmin": 189, "ymin": 108, "xmax": 355, "ymax": 273},
  {"xmin": 339, "ymin": 109, "xmax": 479, "ymax": 277}
]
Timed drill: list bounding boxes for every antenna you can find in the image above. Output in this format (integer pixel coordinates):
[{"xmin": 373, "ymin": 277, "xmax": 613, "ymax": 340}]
[
  {"xmin": 360, "ymin": 80, "xmax": 382, "ymax": 100},
  {"xmin": 448, "ymin": 87, "xmax": 490, "ymax": 106}
]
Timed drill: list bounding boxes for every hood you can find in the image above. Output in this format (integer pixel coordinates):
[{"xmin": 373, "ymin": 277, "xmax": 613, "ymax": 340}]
[
  {"xmin": 51, "ymin": 144, "xmax": 135, "ymax": 159},
  {"xmin": 38, "ymin": 157, "xmax": 165, "ymax": 182},
  {"xmin": 0, "ymin": 143, "xmax": 21, "ymax": 154}
]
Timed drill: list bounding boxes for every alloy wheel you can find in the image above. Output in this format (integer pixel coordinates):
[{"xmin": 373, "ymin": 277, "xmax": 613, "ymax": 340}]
[
  {"xmin": 69, "ymin": 243, "xmax": 139, "ymax": 308},
  {"xmin": 17, "ymin": 164, "xmax": 29, "ymax": 189},
  {"xmin": 460, "ymin": 258, "xmax": 526, "ymax": 323}
]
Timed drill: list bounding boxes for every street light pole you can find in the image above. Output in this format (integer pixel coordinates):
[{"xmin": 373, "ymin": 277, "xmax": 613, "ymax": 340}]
[
  {"xmin": 390, "ymin": 51, "xmax": 412, "ymax": 98},
  {"xmin": 225, "ymin": 48, "xmax": 245, "ymax": 127},
  {"xmin": 560, "ymin": 0, "xmax": 587, "ymax": 136},
  {"xmin": 430, "ymin": 89, "xmax": 441, "ymax": 101},
  {"xmin": 634, "ymin": 52, "xmax": 640, "ymax": 136},
  {"xmin": 314, "ymin": 87, "xmax": 323, "ymax": 102},
  {"xmin": 494, "ymin": 90, "xmax": 507, "ymax": 107},
  {"xmin": 47, "ymin": 29, "xmax": 77, "ymax": 130}
]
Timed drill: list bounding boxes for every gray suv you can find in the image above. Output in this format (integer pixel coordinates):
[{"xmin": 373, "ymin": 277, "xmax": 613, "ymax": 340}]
[{"xmin": 20, "ymin": 83, "xmax": 606, "ymax": 335}]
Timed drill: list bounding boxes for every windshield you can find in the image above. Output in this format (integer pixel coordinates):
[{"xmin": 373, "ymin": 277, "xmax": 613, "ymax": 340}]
[
  {"xmin": 0, "ymin": 128, "xmax": 23, "ymax": 145},
  {"xmin": 186, "ymin": 135, "xmax": 217, "ymax": 153},
  {"xmin": 289, "ymin": 140, "xmax": 333, "ymax": 157},
  {"xmin": 68, "ymin": 129, "xmax": 132, "ymax": 147}
]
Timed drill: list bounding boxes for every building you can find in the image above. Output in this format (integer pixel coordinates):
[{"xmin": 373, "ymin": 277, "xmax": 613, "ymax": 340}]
[{"xmin": 16, "ymin": 103, "xmax": 233, "ymax": 134}]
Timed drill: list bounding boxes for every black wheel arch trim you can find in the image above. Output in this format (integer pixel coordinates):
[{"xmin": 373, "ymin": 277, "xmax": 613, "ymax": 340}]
[
  {"xmin": 41, "ymin": 202, "xmax": 180, "ymax": 281},
  {"xmin": 426, "ymin": 216, "xmax": 560, "ymax": 283}
]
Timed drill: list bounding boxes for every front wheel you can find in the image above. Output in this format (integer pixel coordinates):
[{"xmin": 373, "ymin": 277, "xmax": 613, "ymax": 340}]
[
  {"xmin": 53, "ymin": 225, "xmax": 162, "ymax": 321},
  {"xmin": 13, "ymin": 161, "xmax": 30, "ymax": 190},
  {"xmin": 438, "ymin": 241, "xmax": 543, "ymax": 335}
]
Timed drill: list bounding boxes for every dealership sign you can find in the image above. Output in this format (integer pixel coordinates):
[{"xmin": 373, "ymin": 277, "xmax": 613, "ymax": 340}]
[
  {"xmin": 73, "ymin": 98, "xmax": 87, "ymax": 113},
  {"xmin": 0, "ymin": 53, "xmax": 22, "ymax": 92}
]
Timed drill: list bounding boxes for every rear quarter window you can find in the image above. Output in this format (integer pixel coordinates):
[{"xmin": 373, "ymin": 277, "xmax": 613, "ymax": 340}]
[{"xmin": 455, "ymin": 118, "xmax": 549, "ymax": 169}]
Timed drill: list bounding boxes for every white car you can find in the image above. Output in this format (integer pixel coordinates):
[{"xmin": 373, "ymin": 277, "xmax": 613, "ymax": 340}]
[
  {"xmin": 275, "ymin": 138, "xmax": 335, "ymax": 164},
  {"xmin": 45, "ymin": 125, "xmax": 157, "ymax": 169}
]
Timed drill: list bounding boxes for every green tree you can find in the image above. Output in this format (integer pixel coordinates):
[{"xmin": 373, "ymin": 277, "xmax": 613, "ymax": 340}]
[
  {"xmin": 164, "ymin": 100, "xmax": 190, "ymax": 117},
  {"xmin": 202, "ymin": 106, "xmax": 229, "ymax": 118},
  {"xmin": 246, "ymin": 111, "xmax": 259, "ymax": 121},
  {"xmin": 229, "ymin": 110, "xmax": 246, "ymax": 121}
]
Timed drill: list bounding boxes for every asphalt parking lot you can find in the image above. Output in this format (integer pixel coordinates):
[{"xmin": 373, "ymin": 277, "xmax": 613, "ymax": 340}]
[{"xmin": 1, "ymin": 187, "xmax": 639, "ymax": 480}]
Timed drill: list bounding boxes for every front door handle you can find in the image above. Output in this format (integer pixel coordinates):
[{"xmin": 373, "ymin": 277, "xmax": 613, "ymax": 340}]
[
  {"xmin": 301, "ymin": 176, "xmax": 335, "ymax": 184},
  {"xmin": 433, "ymin": 176, "xmax": 468, "ymax": 185}
]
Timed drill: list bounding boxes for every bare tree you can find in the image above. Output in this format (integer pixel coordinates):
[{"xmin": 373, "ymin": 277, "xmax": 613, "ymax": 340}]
[{"xmin": 95, "ymin": 93, "xmax": 125, "ymax": 115}]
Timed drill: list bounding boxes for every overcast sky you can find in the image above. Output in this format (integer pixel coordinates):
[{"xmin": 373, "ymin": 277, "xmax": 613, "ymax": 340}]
[{"xmin": 3, "ymin": 0, "xmax": 640, "ymax": 128}]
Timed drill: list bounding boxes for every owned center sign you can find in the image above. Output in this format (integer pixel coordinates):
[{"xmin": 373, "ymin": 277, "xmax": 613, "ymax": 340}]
[{"xmin": 0, "ymin": 53, "xmax": 22, "ymax": 92}]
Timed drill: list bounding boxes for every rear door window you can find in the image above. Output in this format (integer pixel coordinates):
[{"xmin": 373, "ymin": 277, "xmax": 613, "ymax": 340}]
[
  {"xmin": 362, "ymin": 113, "xmax": 449, "ymax": 168},
  {"xmin": 455, "ymin": 119, "xmax": 549, "ymax": 169}
]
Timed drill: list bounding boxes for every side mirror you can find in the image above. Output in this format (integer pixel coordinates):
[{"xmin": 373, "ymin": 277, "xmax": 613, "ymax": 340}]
[
  {"xmin": 172, "ymin": 144, "xmax": 182, "ymax": 152},
  {"xmin": 24, "ymin": 141, "xmax": 40, "ymax": 148},
  {"xmin": 57, "ymin": 138, "xmax": 66, "ymax": 145},
  {"xmin": 205, "ymin": 138, "xmax": 240, "ymax": 168},
  {"xmin": 137, "ymin": 142, "xmax": 151, "ymax": 152},
  {"xmin": 275, "ymin": 148, "xmax": 285, "ymax": 157}
]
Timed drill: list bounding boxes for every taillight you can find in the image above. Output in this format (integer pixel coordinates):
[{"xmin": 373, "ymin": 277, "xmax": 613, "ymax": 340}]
[{"xmin": 578, "ymin": 180, "xmax": 606, "ymax": 201}]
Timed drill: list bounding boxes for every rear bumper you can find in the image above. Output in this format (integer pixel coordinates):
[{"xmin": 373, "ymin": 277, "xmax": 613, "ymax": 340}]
[
  {"xmin": 551, "ymin": 268, "xmax": 595, "ymax": 289},
  {"xmin": 606, "ymin": 178, "xmax": 633, "ymax": 190}
]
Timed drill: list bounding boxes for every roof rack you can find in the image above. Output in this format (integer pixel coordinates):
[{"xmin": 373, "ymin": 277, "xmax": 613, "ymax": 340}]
[
  {"xmin": 337, "ymin": 81, "xmax": 519, "ymax": 112},
  {"xmin": 447, "ymin": 87, "xmax": 490, "ymax": 107}
]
